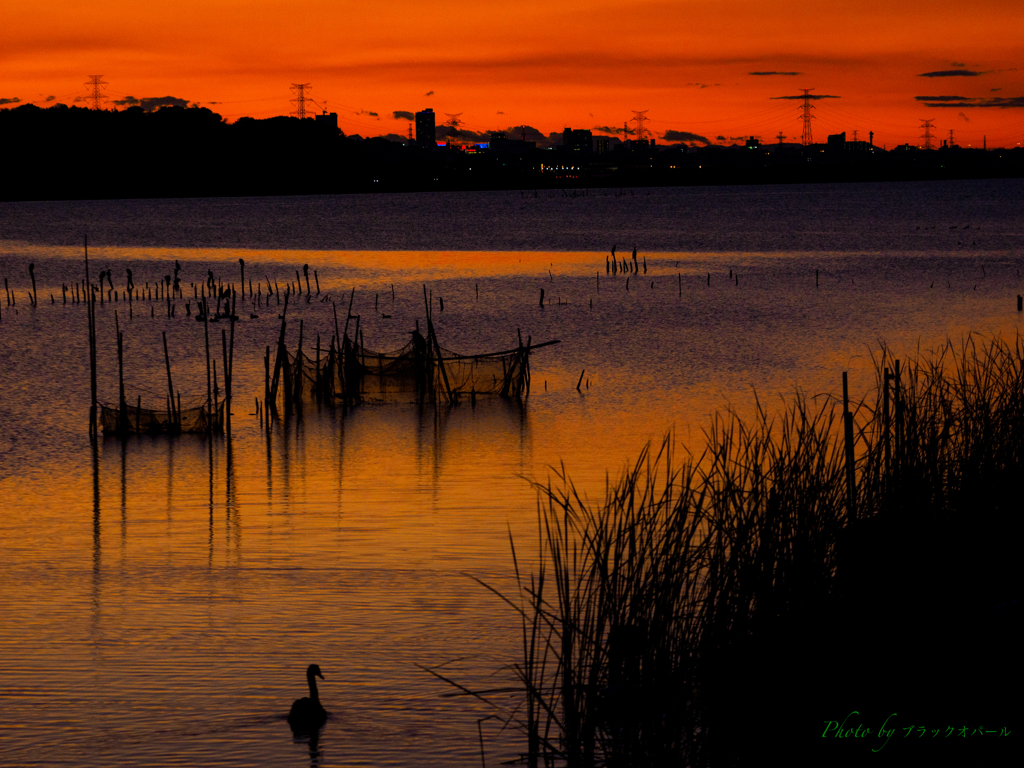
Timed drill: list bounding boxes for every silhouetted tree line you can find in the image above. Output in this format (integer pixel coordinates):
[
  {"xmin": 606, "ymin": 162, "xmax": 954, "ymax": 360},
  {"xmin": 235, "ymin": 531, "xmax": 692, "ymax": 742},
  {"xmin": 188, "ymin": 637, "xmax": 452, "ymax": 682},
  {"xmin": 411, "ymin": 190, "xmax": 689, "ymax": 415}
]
[
  {"xmin": 0, "ymin": 103, "xmax": 462, "ymax": 200},
  {"xmin": 1, "ymin": 103, "xmax": 1021, "ymax": 201}
]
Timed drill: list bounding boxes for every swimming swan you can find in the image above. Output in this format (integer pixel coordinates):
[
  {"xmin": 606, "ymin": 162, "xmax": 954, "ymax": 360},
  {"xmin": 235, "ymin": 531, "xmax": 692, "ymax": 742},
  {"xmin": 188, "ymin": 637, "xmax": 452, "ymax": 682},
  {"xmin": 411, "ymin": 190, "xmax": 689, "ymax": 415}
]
[{"xmin": 288, "ymin": 664, "xmax": 328, "ymax": 730}]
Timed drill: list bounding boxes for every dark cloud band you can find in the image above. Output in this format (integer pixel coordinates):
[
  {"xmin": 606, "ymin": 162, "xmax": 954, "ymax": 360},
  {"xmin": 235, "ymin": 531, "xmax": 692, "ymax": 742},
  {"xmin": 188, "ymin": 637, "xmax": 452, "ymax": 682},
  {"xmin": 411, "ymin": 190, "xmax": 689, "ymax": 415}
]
[
  {"xmin": 917, "ymin": 95, "xmax": 1024, "ymax": 108},
  {"xmin": 771, "ymin": 94, "xmax": 840, "ymax": 100},
  {"xmin": 661, "ymin": 129, "xmax": 711, "ymax": 144},
  {"xmin": 918, "ymin": 69, "xmax": 985, "ymax": 77}
]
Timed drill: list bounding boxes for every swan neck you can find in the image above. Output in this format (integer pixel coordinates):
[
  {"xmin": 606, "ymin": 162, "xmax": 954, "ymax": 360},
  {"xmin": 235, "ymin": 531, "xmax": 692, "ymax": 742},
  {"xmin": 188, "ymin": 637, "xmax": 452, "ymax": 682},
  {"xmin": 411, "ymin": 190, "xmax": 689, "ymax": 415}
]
[{"xmin": 307, "ymin": 671, "xmax": 320, "ymax": 702}]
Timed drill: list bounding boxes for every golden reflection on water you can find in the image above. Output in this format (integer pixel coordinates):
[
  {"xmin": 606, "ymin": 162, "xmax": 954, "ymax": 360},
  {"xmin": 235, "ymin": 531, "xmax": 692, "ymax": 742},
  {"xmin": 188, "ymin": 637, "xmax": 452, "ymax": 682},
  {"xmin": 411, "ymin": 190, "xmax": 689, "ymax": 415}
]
[{"xmin": 1, "ymin": 245, "xmax": 1023, "ymax": 765}]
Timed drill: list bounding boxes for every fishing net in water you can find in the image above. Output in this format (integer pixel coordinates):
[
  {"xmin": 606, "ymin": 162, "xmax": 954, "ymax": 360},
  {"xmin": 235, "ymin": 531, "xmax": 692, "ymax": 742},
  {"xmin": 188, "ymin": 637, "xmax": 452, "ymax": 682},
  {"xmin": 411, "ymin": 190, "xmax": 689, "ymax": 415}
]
[
  {"xmin": 287, "ymin": 330, "xmax": 532, "ymax": 405},
  {"xmin": 99, "ymin": 394, "xmax": 225, "ymax": 434}
]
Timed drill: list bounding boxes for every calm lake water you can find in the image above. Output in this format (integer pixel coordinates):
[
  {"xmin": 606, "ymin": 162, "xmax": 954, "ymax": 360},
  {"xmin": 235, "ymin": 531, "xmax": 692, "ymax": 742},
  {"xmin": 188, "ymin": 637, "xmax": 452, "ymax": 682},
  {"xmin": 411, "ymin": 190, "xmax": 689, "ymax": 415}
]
[{"xmin": 1, "ymin": 180, "xmax": 1022, "ymax": 766}]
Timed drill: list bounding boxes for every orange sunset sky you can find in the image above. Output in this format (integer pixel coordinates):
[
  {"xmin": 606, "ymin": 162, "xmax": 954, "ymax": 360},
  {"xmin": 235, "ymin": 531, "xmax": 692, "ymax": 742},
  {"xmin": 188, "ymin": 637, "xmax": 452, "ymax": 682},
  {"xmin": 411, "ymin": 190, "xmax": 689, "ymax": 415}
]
[{"xmin": 3, "ymin": 0, "xmax": 1023, "ymax": 148}]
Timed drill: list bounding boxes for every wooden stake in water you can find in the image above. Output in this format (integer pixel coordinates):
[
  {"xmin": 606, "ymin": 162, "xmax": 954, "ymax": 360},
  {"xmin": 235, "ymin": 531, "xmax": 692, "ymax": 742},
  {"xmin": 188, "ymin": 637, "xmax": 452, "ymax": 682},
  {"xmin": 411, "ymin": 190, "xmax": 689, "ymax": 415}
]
[
  {"xmin": 228, "ymin": 291, "xmax": 236, "ymax": 430},
  {"xmin": 204, "ymin": 309, "xmax": 212, "ymax": 434},
  {"xmin": 163, "ymin": 331, "xmax": 177, "ymax": 429},
  {"xmin": 264, "ymin": 345, "xmax": 271, "ymax": 427}
]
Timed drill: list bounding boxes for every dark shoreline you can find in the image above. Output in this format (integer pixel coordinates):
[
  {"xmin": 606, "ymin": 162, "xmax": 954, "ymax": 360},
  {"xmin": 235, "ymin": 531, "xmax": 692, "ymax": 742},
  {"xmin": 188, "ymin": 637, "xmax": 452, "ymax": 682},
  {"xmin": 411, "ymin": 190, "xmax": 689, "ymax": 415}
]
[{"xmin": 3, "ymin": 103, "xmax": 1022, "ymax": 202}]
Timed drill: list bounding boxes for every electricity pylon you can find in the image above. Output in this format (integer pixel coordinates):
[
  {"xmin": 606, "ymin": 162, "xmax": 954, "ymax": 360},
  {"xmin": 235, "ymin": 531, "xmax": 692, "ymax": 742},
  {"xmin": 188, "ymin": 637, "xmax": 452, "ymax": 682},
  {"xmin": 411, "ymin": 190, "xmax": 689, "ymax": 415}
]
[
  {"xmin": 631, "ymin": 110, "xmax": 649, "ymax": 142},
  {"xmin": 444, "ymin": 113, "xmax": 463, "ymax": 140},
  {"xmin": 85, "ymin": 75, "xmax": 107, "ymax": 110},
  {"xmin": 799, "ymin": 89, "xmax": 815, "ymax": 146},
  {"xmin": 291, "ymin": 83, "xmax": 312, "ymax": 119},
  {"xmin": 920, "ymin": 119, "xmax": 935, "ymax": 150}
]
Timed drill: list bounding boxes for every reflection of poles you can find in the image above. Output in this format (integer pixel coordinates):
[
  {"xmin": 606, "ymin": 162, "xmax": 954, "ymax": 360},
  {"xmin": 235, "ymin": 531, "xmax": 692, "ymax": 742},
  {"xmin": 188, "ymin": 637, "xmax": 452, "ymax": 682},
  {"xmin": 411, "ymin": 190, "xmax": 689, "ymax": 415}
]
[
  {"xmin": 225, "ymin": 431, "xmax": 238, "ymax": 558},
  {"xmin": 91, "ymin": 435, "xmax": 101, "ymax": 610},
  {"xmin": 116, "ymin": 311, "xmax": 127, "ymax": 435},
  {"xmin": 208, "ymin": 419, "xmax": 216, "ymax": 567},
  {"xmin": 314, "ymin": 335, "xmax": 322, "ymax": 404},
  {"xmin": 120, "ymin": 437, "xmax": 128, "ymax": 545},
  {"xmin": 85, "ymin": 235, "xmax": 98, "ymax": 438},
  {"xmin": 423, "ymin": 285, "xmax": 454, "ymax": 405}
]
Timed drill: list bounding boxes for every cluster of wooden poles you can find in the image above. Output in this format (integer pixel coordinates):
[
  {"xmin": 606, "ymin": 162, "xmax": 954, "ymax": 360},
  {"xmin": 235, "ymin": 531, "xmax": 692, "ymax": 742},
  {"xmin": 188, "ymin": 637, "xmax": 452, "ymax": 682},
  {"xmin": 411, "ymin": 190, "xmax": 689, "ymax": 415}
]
[
  {"xmin": 13, "ymin": 255, "xmax": 328, "ymax": 324},
  {"xmin": 256, "ymin": 286, "xmax": 453, "ymax": 428},
  {"xmin": 79, "ymin": 236, "xmax": 237, "ymax": 438}
]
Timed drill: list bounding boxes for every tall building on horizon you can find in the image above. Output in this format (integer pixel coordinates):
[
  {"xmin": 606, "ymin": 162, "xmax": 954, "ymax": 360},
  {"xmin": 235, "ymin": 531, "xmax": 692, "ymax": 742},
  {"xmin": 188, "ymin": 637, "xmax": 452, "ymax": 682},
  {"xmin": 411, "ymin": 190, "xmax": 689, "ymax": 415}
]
[
  {"xmin": 563, "ymin": 127, "xmax": 593, "ymax": 153},
  {"xmin": 415, "ymin": 108, "xmax": 435, "ymax": 147}
]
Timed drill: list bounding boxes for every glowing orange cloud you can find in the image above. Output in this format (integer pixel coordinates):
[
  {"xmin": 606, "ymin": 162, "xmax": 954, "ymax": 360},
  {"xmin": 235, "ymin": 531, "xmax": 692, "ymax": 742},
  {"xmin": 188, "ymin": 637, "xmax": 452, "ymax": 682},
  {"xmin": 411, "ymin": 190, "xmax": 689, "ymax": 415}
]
[{"xmin": 2, "ymin": 0, "xmax": 1023, "ymax": 147}]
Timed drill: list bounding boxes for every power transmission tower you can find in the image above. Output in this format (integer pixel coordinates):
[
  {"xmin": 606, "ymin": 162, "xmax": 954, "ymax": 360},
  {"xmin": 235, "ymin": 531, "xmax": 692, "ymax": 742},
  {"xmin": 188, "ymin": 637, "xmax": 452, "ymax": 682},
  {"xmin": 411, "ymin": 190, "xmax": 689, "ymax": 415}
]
[
  {"xmin": 85, "ymin": 75, "xmax": 108, "ymax": 110},
  {"xmin": 799, "ymin": 89, "xmax": 815, "ymax": 146},
  {"xmin": 948, "ymin": 129, "xmax": 955, "ymax": 147},
  {"xmin": 290, "ymin": 83, "xmax": 312, "ymax": 119},
  {"xmin": 631, "ymin": 110, "xmax": 649, "ymax": 142},
  {"xmin": 408, "ymin": 122, "xmax": 413, "ymax": 141},
  {"xmin": 919, "ymin": 119, "xmax": 935, "ymax": 150},
  {"xmin": 444, "ymin": 113, "xmax": 463, "ymax": 141},
  {"xmin": 776, "ymin": 132, "xmax": 786, "ymax": 144}
]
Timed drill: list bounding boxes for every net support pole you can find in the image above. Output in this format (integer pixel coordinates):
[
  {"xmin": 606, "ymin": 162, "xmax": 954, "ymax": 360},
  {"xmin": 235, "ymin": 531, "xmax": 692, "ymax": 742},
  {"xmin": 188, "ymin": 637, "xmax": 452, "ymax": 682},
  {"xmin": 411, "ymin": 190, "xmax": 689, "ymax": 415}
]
[
  {"xmin": 163, "ymin": 331, "xmax": 177, "ymax": 430},
  {"xmin": 294, "ymin": 319, "xmax": 304, "ymax": 415},
  {"xmin": 204, "ymin": 309, "xmax": 212, "ymax": 435}
]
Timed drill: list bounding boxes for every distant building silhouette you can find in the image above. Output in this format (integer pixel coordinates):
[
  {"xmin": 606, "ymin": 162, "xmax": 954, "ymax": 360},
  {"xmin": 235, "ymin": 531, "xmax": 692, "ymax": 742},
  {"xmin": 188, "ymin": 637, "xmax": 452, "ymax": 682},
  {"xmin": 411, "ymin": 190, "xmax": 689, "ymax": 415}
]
[
  {"xmin": 596, "ymin": 136, "xmax": 610, "ymax": 154},
  {"xmin": 415, "ymin": 108, "xmax": 435, "ymax": 148},
  {"xmin": 488, "ymin": 133, "xmax": 536, "ymax": 155},
  {"xmin": 315, "ymin": 112, "xmax": 339, "ymax": 132},
  {"xmin": 563, "ymin": 128, "xmax": 593, "ymax": 154}
]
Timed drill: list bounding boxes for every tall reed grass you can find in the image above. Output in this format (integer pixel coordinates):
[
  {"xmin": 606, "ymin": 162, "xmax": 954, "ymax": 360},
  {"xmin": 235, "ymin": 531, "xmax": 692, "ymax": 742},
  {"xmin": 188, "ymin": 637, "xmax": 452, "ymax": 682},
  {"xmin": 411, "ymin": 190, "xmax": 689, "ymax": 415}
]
[{"xmin": 447, "ymin": 333, "xmax": 1022, "ymax": 767}]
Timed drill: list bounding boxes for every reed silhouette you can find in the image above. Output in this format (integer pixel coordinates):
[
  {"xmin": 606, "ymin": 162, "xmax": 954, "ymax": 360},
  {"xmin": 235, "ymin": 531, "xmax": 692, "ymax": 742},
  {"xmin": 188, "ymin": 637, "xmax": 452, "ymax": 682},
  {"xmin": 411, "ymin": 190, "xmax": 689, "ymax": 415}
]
[{"xmin": 437, "ymin": 333, "xmax": 1022, "ymax": 767}]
